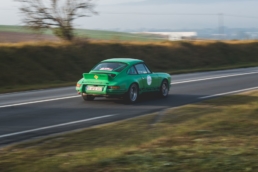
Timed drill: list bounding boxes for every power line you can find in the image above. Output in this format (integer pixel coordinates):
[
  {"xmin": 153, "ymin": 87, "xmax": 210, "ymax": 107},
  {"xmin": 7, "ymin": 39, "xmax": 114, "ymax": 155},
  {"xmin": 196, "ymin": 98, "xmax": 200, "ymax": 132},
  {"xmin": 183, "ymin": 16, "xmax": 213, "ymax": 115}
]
[
  {"xmin": 0, "ymin": 8, "xmax": 16, "ymax": 11},
  {"xmin": 218, "ymin": 13, "xmax": 224, "ymax": 36},
  {"xmin": 1, "ymin": 7, "xmax": 258, "ymax": 20},
  {"xmin": 226, "ymin": 14, "xmax": 258, "ymax": 19},
  {"xmin": 100, "ymin": 12, "xmax": 217, "ymax": 16},
  {"xmin": 100, "ymin": 11, "xmax": 258, "ymax": 20}
]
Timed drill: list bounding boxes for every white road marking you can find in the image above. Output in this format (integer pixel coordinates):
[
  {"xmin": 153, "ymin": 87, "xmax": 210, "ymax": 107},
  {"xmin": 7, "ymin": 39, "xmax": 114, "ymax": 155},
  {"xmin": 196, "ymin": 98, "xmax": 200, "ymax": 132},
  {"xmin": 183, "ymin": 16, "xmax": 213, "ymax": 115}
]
[
  {"xmin": 0, "ymin": 95, "xmax": 80, "ymax": 108},
  {"xmin": 199, "ymin": 86, "xmax": 258, "ymax": 99},
  {"xmin": 171, "ymin": 71, "xmax": 258, "ymax": 85},
  {"xmin": 0, "ymin": 114, "xmax": 116, "ymax": 139},
  {"xmin": 1, "ymin": 71, "xmax": 258, "ymax": 108}
]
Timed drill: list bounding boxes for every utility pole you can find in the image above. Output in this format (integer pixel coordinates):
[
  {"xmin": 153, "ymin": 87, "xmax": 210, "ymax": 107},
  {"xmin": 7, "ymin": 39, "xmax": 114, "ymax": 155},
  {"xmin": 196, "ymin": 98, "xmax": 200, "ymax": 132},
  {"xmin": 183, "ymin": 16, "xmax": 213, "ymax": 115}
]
[{"xmin": 218, "ymin": 13, "xmax": 224, "ymax": 40}]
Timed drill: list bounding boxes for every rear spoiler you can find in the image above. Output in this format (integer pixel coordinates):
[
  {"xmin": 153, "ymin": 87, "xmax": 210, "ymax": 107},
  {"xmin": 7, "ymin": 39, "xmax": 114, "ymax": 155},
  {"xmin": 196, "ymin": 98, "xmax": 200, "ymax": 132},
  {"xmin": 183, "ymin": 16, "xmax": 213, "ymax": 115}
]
[{"xmin": 83, "ymin": 73, "xmax": 110, "ymax": 81}]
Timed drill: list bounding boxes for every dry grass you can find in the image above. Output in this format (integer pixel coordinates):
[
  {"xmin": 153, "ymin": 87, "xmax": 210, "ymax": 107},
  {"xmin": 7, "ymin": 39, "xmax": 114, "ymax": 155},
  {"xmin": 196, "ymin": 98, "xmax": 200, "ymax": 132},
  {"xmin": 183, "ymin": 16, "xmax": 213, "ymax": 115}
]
[{"xmin": 1, "ymin": 90, "xmax": 258, "ymax": 171}]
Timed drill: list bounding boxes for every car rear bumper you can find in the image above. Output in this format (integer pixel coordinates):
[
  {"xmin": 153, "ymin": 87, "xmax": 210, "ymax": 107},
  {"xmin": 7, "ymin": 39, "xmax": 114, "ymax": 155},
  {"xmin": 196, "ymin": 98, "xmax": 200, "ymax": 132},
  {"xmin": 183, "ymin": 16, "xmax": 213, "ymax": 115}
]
[{"xmin": 76, "ymin": 84, "xmax": 127, "ymax": 97}]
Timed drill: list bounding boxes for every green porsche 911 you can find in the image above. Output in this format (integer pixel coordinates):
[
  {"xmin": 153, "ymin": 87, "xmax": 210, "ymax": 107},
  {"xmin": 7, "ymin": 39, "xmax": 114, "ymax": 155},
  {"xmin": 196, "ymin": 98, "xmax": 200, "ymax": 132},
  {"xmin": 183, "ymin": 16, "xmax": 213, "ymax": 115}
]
[{"xmin": 76, "ymin": 58, "xmax": 171, "ymax": 103}]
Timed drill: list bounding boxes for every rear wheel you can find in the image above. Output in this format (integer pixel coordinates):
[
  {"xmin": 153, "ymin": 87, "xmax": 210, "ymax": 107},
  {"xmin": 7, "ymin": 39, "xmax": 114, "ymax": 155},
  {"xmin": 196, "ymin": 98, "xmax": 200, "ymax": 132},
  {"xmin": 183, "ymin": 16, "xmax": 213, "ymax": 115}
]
[
  {"xmin": 125, "ymin": 83, "xmax": 139, "ymax": 103},
  {"xmin": 82, "ymin": 95, "xmax": 95, "ymax": 101},
  {"xmin": 159, "ymin": 80, "xmax": 169, "ymax": 98}
]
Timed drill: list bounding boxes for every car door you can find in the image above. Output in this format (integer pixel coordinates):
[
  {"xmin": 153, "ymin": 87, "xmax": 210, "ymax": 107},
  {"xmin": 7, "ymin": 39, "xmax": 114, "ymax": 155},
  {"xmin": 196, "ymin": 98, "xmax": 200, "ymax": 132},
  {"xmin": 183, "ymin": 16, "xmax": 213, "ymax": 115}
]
[
  {"xmin": 127, "ymin": 65, "xmax": 144, "ymax": 91},
  {"xmin": 143, "ymin": 64, "xmax": 160, "ymax": 90},
  {"xmin": 134, "ymin": 63, "xmax": 153, "ymax": 92}
]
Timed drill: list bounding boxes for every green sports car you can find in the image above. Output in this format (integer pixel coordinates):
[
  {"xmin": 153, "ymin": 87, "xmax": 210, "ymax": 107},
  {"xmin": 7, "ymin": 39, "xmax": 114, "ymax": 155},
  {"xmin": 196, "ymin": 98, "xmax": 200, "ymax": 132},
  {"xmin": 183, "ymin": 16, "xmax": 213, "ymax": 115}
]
[{"xmin": 76, "ymin": 58, "xmax": 171, "ymax": 103}]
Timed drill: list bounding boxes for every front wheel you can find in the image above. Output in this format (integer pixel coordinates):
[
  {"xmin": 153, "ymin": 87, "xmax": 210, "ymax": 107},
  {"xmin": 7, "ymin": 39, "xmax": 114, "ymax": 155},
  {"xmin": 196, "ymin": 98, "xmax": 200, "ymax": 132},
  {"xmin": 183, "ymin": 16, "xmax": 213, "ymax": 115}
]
[
  {"xmin": 125, "ymin": 83, "xmax": 139, "ymax": 103},
  {"xmin": 159, "ymin": 80, "xmax": 169, "ymax": 98},
  {"xmin": 82, "ymin": 95, "xmax": 95, "ymax": 101}
]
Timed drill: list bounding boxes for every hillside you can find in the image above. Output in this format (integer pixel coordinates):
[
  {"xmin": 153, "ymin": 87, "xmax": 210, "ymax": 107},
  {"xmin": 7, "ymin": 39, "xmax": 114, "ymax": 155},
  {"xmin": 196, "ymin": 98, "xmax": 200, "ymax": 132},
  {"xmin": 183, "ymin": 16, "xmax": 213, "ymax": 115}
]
[{"xmin": 0, "ymin": 32, "xmax": 59, "ymax": 43}]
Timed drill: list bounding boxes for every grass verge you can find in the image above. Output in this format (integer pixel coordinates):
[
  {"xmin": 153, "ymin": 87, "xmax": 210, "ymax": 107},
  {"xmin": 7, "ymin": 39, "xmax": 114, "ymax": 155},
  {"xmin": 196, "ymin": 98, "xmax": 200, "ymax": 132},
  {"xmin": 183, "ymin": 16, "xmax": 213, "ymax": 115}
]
[{"xmin": 1, "ymin": 90, "xmax": 258, "ymax": 171}]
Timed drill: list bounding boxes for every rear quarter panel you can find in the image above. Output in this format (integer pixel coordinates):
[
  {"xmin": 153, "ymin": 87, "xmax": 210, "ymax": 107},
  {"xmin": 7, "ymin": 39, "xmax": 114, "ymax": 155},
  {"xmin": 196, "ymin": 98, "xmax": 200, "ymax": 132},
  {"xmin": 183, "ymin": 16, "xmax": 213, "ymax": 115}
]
[
  {"xmin": 155, "ymin": 72, "xmax": 171, "ymax": 85},
  {"xmin": 114, "ymin": 70, "xmax": 143, "ymax": 93}
]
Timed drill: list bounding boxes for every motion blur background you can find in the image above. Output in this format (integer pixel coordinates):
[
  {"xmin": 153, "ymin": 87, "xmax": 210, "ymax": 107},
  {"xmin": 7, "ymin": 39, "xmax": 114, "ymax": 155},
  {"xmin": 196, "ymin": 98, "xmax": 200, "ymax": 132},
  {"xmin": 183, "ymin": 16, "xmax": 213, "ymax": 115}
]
[{"xmin": 1, "ymin": 0, "xmax": 258, "ymax": 41}]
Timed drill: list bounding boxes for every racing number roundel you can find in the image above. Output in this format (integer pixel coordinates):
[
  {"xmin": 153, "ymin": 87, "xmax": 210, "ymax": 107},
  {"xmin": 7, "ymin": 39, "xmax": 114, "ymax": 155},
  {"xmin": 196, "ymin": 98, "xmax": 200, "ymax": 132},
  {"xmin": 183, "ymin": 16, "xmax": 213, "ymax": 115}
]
[{"xmin": 147, "ymin": 75, "xmax": 152, "ymax": 86}]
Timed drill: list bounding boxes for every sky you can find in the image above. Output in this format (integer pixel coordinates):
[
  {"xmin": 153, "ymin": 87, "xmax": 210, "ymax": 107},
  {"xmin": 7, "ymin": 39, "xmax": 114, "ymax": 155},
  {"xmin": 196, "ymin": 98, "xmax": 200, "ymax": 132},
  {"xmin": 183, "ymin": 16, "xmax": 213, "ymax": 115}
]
[{"xmin": 0, "ymin": 0, "xmax": 258, "ymax": 31}]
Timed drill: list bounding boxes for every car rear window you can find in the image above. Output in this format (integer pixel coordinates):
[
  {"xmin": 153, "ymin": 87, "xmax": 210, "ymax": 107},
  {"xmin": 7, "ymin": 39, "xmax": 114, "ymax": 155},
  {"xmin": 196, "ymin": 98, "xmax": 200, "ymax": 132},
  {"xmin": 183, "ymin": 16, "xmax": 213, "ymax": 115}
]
[{"xmin": 92, "ymin": 62, "xmax": 128, "ymax": 72}]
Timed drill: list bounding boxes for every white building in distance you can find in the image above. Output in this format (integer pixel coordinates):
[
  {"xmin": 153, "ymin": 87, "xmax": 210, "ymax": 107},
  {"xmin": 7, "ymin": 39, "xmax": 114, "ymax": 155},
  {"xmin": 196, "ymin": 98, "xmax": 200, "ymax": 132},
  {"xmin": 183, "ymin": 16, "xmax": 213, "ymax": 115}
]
[{"xmin": 139, "ymin": 32, "xmax": 197, "ymax": 41}]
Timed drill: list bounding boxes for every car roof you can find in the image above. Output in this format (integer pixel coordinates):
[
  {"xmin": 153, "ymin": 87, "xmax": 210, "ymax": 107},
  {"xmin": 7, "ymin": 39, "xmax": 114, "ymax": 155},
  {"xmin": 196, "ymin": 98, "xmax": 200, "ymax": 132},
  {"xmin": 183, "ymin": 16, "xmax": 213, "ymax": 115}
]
[{"xmin": 102, "ymin": 58, "xmax": 143, "ymax": 65}]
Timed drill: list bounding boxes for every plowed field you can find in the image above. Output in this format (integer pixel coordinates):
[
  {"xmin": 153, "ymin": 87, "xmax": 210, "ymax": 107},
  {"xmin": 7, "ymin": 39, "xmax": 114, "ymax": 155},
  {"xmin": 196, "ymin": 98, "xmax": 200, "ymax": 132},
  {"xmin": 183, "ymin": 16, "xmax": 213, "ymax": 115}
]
[{"xmin": 0, "ymin": 31, "xmax": 59, "ymax": 43}]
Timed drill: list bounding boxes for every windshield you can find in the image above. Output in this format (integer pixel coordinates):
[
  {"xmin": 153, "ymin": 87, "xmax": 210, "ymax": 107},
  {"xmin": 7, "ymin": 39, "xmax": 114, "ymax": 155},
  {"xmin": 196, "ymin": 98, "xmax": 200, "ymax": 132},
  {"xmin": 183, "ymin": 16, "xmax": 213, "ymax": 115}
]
[{"xmin": 92, "ymin": 62, "xmax": 128, "ymax": 72}]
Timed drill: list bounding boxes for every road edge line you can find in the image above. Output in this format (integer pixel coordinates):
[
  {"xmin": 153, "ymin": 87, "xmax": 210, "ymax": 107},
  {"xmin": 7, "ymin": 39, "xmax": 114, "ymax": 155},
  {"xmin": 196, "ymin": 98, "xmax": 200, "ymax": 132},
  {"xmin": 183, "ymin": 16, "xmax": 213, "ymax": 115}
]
[
  {"xmin": 199, "ymin": 86, "xmax": 258, "ymax": 99},
  {"xmin": 171, "ymin": 71, "xmax": 258, "ymax": 85},
  {"xmin": 0, "ymin": 114, "xmax": 116, "ymax": 139}
]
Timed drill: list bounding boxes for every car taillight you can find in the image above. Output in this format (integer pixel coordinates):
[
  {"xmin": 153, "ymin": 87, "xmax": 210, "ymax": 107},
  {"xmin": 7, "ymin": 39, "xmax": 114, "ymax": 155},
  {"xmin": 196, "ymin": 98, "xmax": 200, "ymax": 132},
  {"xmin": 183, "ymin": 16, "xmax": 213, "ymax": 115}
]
[
  {"xmin": 108, "ymin": 86, "xmax": 120, "ymax": 90},
  {"xmin": 76, "ymin": 84, "xmax": 81, "ymax": 87}
]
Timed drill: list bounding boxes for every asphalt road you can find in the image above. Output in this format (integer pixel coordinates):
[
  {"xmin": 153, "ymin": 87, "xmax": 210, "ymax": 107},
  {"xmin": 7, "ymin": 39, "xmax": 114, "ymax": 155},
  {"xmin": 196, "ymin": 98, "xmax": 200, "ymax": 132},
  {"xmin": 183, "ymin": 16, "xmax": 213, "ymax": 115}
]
[{"xmin": 1, "ymin": 67, "xmax": 258, "ymax": 146}]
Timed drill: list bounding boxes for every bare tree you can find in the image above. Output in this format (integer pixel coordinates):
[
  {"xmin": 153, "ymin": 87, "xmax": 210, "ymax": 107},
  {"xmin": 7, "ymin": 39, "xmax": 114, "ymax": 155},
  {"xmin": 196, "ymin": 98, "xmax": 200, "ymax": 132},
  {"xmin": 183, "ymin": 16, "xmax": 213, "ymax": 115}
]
[{"xmin": 16, "ymin": 0, "xmax": 97, "ymax": 41}]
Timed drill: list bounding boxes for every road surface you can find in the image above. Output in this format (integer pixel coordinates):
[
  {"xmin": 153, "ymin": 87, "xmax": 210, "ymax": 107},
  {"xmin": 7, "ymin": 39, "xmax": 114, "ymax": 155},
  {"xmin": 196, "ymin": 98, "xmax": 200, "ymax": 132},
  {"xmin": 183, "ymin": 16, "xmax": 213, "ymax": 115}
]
[{"xmin": 1, "ymin": 67, "xmax": 258, "ymax": 146}]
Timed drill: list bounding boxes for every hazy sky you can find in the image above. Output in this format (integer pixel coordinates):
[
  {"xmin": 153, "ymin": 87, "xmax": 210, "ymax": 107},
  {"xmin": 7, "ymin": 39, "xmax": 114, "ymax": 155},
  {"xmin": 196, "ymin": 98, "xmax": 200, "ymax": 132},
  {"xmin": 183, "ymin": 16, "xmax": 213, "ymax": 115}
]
[{"xmin": 0, "ymin": 0, "xmax": 258, "ymax": 30}]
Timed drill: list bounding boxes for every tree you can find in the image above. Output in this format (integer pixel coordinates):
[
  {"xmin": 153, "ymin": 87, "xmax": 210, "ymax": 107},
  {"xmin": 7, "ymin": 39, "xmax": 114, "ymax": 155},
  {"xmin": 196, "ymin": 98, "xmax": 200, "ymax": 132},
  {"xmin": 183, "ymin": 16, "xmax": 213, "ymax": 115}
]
[{"xmin": 16, "ymin": 0, "xmax": 97, "ymax": 41}]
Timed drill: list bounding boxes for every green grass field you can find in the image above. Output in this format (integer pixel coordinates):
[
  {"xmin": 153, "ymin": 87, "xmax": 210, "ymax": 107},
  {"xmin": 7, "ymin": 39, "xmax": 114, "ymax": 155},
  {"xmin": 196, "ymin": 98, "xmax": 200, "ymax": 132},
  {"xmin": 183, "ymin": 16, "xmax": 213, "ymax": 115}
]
[
  {"xmin": 0, "ymin": 25, "xmax": 164, "ymax": 41},
  {"xmin": 1, "ymin": 90, "xmax": 258, "ymax": 172}
]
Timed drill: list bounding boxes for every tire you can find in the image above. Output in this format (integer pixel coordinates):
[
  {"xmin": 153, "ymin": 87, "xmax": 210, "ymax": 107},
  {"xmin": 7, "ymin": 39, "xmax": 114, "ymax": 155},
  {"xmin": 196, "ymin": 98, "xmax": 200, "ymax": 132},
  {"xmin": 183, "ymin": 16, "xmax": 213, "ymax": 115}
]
[
  {"xmin": 125, "ymin": 83, "xmax": 139, "ymax": 103},
  {"xmin": 82, "ymin": 95, "xmax": 95, "ymax": 101},
  {"xmin": 159, "ymin": 80, "xmax": 169, "ymax": 98}
]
